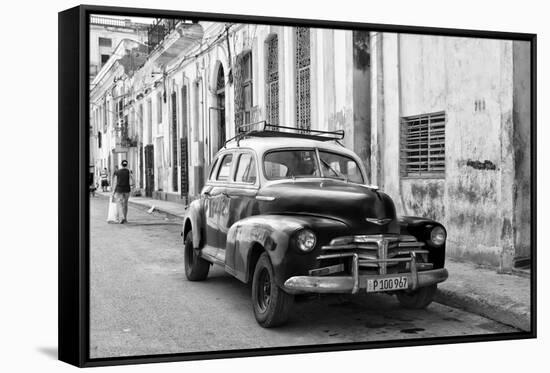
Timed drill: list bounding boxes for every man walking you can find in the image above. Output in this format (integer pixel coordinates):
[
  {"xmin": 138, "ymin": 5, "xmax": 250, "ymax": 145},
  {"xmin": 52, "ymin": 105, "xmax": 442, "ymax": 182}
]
[
  {"xmin": 111, "ymin": 160, "xmax": 134, "ymax": 224},
  {"xmin": 100, "ymin": 168, "xmax": 109, "ymax": 192}
]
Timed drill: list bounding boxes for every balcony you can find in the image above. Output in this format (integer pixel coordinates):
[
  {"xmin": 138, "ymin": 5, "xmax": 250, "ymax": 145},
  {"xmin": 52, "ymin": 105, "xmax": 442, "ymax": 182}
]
[
  {"xmin": 147, "ymin": 19, "xmax": 179, "ymax": 53},
  {"xmin": 113, "ymin": 124, "xmax": 138, "ymax": 153},
  {"xmin": 146, "ymin": 19, "xmax": 204, "ymax": 66}
]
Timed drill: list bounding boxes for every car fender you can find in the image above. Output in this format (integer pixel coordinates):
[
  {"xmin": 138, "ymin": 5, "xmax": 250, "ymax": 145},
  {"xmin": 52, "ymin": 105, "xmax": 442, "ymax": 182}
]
[
  {"xmin": 225, "ymin": 214, "xmax": 348, "ymax": 286},
  {"xmin": 183, "ymin": 198, "xmax": 203, "ymax": 249},
  {"xmin": 399, "ymin": 216, "xmax": 446, "ymax": 268}
]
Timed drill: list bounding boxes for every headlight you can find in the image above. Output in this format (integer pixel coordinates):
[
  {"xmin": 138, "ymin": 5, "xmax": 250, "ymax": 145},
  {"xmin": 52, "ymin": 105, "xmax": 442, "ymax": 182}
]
[
  {"xmin": 430, "ymin": 226, "xmax": 446, "ymax": 246},
  {"xmin": 295, "ymin": 229, "xmax": 317, "ymax": 252}
]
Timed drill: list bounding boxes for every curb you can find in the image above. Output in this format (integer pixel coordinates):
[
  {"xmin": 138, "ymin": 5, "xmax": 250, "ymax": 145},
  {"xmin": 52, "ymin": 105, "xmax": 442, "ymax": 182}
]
[
  {"xmin": 94, "ymin": 193, "xmax": 184, "ymax": 220},
  {"xmin": 434, "ymin": 288, "xmax": 530, "ymax": 331},
  {"xmin": 127, "ymin": 199, "xmax": 184, "ymax": 220}
]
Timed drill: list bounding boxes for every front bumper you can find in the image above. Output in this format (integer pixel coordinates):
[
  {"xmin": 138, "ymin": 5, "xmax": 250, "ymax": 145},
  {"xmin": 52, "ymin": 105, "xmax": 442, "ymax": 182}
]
[{"xmin": 283, "ymin": 268, "xmax": 448, "ymax": 295}]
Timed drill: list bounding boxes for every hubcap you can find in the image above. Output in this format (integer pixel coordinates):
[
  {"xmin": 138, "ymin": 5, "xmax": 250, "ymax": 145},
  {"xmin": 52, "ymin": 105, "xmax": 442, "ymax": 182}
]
[
  {"xmin": 186, "ymin": 240, "xmax": 194, "ymax": 266},
  {"xmin": 257, "ymin": 268, "xmax": 271, "ymax": 312}
]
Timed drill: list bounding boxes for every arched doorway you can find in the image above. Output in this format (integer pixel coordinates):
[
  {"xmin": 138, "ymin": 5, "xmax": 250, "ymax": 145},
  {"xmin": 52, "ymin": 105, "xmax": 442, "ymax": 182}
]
[{"xmin": 215, "ymin": 65, "xmax": 226, "ymax": 152}]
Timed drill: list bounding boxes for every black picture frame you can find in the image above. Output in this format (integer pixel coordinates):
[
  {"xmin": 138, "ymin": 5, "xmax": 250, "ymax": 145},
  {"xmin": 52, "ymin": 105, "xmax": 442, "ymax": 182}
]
[{"xmin": 58, "ymin": 4, "xmax": 537, "ymax": 368}]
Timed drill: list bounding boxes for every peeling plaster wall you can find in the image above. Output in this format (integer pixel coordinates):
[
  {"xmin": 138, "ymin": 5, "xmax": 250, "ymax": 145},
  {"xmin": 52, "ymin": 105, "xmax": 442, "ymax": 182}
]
[{"xmin": 373, "ymin": 33, "xmax": 529, "ymax": 266}]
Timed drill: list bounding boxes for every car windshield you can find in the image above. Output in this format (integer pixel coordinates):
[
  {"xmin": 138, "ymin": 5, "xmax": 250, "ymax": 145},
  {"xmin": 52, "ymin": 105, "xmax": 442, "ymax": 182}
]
[
  {"xmin": 264, "ymin": 149, "xmax": 364, "ymax": 183},
  {"xmin": 318, "ymin": 151, "xmax": 364, "ymax": 183}
]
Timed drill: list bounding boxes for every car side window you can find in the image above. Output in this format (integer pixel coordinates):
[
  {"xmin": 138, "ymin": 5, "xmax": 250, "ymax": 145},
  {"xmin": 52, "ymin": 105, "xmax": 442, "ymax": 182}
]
[
  {"xmin": 234, "ymin": 153, "xmax": 257, "ymax": 184},
  {"xmin": 216, "ymin": 154, "xmax": 233, "ymax": 181}
]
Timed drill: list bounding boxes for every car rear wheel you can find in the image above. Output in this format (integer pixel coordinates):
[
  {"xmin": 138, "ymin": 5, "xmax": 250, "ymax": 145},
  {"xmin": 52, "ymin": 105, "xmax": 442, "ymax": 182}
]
[
  {"xmin": 396, "ymin": 284, "xmax": 437, "ymax": 309},
  {"xmin": 184, "ymin": 231, "xmax": 210, "ymax": 281},
  {"xmin": 252, "ymin": 253, "xmax": 294, "ymax": 327}
]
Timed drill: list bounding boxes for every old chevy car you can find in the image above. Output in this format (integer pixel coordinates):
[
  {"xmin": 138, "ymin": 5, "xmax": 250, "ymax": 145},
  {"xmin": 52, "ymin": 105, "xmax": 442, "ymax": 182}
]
[{"xmin": 182, "ymin": 123, "xmax": 448, "ymax": 327}]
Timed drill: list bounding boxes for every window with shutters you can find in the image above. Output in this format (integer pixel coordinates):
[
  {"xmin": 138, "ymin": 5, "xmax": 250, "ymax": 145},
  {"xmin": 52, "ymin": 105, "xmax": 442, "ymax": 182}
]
[
  {"xmin": 400, "ymin": 111, "xmax": 446, "ymax": 178},
  {"xmin": 234, "ymin": 51, "xmax": 253, "ymax": 129},
  {"xmin": 295, "ymin": 27, "xmax": 311, "ymax": 130},
  {"xmin": 266, "ymin": 35, "xmax": 279, "ymax": 126}
]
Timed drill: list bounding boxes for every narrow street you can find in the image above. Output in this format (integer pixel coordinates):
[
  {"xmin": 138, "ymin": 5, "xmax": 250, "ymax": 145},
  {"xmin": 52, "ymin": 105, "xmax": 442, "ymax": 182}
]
[{"xmin": 89, "ymin": 196, "xmax": 517, "ymax": 359}]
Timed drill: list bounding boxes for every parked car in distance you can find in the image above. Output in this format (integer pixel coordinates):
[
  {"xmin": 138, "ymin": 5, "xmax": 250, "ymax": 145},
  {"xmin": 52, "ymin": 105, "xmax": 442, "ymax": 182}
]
[{"xmin": 182, "ymin": 123, "xmax": 448, "ymax": 327}]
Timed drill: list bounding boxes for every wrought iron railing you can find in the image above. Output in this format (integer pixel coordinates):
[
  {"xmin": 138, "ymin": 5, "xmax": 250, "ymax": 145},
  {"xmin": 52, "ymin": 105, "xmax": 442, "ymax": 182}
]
[{"xmin": 147, "ymin": 18, "xmax": 179, "ymax": 53}]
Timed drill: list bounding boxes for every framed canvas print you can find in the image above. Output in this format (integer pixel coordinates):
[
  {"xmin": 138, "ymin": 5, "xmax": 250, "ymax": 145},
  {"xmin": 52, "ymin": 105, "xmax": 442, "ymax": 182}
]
[{"xmin": 58, "ymin": 4, "xmax": 536, "ymax": 367}]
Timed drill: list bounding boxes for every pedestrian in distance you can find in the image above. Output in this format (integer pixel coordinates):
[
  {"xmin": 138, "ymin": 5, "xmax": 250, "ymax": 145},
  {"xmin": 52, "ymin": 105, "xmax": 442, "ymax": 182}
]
[
  {"xmin": 111, "ymin": 160, "xmax": 135, "ymax": 224},
  {"xmin": 100, "ymin": 168, "xmax": 109, "ymax": 192}
]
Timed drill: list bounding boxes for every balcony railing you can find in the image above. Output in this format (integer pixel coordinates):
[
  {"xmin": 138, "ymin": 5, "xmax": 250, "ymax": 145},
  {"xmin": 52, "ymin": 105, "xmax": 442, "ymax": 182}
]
[
  {"xmin": 147, "ymin": 18, "xmax": 180, "ymax": 53},
  {"xmin": 90, "ymin": 15, "xmax": 131, "ymax": 28}
]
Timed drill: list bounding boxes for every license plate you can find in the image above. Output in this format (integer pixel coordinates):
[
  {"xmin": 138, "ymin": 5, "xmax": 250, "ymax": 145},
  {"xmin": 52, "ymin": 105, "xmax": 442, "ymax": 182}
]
[{"xmin": 366, "ymin": 276, "xmax": 408, "ymax": 293}]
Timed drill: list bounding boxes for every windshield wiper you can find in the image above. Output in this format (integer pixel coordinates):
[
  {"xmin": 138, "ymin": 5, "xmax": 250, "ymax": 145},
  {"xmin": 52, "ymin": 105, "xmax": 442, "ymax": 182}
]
[{"xmin": 320, "ymin": 159, "xmax": 348, "ymax": 182}]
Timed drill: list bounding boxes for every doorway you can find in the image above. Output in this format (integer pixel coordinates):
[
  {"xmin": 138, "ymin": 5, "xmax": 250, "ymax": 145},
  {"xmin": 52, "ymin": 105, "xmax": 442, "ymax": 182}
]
[{"xmin": 144, "ymin": 144, "xmax": 154, "ymax": 198}]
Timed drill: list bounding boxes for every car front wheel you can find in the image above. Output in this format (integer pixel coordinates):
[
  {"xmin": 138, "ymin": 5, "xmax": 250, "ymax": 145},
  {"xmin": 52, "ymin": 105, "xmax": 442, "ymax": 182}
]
[
  {"xmin": 252, "ymin": 253, "xmax": 294, "ymax": 327},
  {"xmin": 183, "ymin": 231, "xmax": 210, "ymax": 281},
  {"xmin": 396, "ymin": 284, "xmax": 437, "ymax": 309}
]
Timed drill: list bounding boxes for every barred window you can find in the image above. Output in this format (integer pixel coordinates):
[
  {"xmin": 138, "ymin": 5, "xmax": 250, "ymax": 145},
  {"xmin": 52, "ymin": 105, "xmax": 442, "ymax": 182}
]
[
  {"xmin": 266, "ymin": 35, "xmax": 279, "ymax": 126},
  {"xmin": 295, "ymin": 27, "xmax": 311, "ymax": 130},
  {"xmin": 400, "ymin": 112, "xmax": 446, "ymax": 177}
]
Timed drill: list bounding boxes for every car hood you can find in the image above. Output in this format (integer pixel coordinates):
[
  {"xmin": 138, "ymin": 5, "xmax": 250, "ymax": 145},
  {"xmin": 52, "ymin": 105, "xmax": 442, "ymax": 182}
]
[{"xmin": 258, "ymin": 179, "xmax": 399, "ymax": 234}]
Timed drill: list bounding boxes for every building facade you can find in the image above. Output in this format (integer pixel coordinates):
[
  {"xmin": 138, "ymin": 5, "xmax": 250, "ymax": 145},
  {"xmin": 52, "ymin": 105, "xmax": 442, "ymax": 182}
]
[
  {"xmin": 370, "ymin": 34, "xmax": 531, "ymax": 268},
  {"xmin": 89, "ymin": 19, "xmax": 531, "ymax": 269},
  {"xmin": 89, "ymin": 16, "xmax": 148, "ymax": 82}
]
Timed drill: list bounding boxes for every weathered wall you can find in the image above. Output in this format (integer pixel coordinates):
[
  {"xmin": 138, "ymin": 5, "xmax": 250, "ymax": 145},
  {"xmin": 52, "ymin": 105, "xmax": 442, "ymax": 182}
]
[
  {"xmin": 352, "ymin": 31, "xmax": 372, "ymax": 181},
  {"xmin": 512, "ymin": 40, "xmax": 532, "ymax": 262},
  {"xmin": 372, "ymin": 33, "xmax": 529, "ymax": 266}
]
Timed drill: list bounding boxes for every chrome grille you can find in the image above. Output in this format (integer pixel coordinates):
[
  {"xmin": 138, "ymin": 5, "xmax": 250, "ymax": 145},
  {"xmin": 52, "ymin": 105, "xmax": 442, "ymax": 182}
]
[{"xmin": 318, "ymin": 235, "xmax": 429, "ymax": 275}]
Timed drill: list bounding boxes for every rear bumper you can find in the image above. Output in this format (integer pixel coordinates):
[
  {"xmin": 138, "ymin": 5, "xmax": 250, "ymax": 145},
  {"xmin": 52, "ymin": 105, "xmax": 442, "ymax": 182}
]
[{"xmin": 283, "ymin": 268, "xmax": 448, "ymax": 295}]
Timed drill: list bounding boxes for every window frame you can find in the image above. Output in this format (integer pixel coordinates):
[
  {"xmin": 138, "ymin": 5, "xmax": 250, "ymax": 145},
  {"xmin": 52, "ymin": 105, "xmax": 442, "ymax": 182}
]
[
  {"xmin": 98, "ymin": 37, "xmax": 112, "ymax": 47},
  {"xmin": 100, "ymin": 54, "xmax": 110, "ymax": 65},
  {"xmin": 215, "ymin": 153, "xmax": 235, "ymax": 182},
  {"xmin": 233, "ymin": 151, "xmax": 259, "ymax": 186},
  {"xmin": 156, "ymin": 92, "xmax": 163, "ymax": 125}
]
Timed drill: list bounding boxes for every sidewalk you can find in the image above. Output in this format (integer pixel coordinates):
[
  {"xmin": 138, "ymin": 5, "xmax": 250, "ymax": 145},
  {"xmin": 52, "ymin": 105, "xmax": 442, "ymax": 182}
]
[
  {"xmin": 435, "ymin": 258, "xmax": 531, "ymax": 331},
  {"xmin": 93, "ymin": 191, "xmax": 531, "ymax": 330},
  {"xmin": 95, "ymin": 191, "xmax": 187, "ymax": 219}
]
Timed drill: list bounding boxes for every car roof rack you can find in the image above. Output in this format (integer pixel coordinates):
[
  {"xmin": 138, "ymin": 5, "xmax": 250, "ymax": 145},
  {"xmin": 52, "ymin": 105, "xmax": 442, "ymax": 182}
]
[{"xmin": 224, "ymin": 121, "xmax": 345, "ymax": 147}]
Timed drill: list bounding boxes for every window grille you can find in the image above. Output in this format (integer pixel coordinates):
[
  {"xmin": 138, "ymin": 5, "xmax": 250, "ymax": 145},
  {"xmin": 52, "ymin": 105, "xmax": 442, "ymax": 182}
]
[
  {"xmin": 266, "ymin": 35, "xmax": 279, "ymax": 126},
  {"xmin": 400, "ymin": 111, "xmax": 446, "ymax": 177},
  {"xmin": 295, "ymin": 27, "xmax": 311, "ymax": 130},
  {"xmin": 234, "ymin": 51, "xmax": 253, "ymax": 128}
]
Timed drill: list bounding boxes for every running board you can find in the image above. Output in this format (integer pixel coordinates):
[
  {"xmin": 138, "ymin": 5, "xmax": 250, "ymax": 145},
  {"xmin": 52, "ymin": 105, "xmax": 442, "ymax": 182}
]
[{"xmin": 200, "ymin": 245, "xmax": 226, "ymax": 266}]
